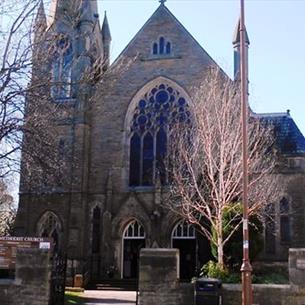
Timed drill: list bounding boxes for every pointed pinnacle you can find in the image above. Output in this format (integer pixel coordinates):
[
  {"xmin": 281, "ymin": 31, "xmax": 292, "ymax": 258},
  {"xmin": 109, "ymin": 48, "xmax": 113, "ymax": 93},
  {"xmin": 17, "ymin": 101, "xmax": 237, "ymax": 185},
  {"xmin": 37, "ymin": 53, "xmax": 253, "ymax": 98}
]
[
  {"xmin": 102, "ymin": 11, "xmax": 112, "ymax": 42},
  {"xmin": 233, "ymin": 18, "xmax": 250, "ymax": 45}
]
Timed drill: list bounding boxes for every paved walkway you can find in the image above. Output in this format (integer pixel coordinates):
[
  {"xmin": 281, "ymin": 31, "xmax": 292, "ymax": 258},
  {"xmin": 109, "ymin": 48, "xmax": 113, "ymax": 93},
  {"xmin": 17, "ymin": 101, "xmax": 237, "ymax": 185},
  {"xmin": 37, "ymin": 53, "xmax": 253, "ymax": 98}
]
[{"xmin": 82, "ymin": 290, "xmax": 137, "ymax": 305}]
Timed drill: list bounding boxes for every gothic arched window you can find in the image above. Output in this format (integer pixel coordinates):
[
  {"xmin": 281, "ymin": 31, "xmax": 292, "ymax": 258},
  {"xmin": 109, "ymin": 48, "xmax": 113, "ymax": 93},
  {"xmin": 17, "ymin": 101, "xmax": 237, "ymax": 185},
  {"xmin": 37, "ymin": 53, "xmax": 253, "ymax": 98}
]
[
  {"xmin": 129, "ymin": 83, "xmax": 191, "ymax": 187},
  {"xmin": 280, "ymin": 197, "xmax": 290, "ymax": 242},
  {"xmin": 37, "ymin": 211, "xmax": 62, "ymax": 253},
  {"xmin": 166, "ymin": 42, "xmax": 171, "ymax": 54},
  {"xmin": 159, "ymin": 37, "xmax": 165, "ymax": 54},
  {"xmin": 51, "ymin": 35, "xmax": 73, "ymax": 100},
  {"xmin": 92, "ymin": 206, "xmax": 101, "ymax": 254},
  {"xmin": 264, "ymin": 203, "xmax": 276, "ymax": 254},
  {"xmin": 153, "ymin": 43, "xmax": 158, "ymax": 55}
]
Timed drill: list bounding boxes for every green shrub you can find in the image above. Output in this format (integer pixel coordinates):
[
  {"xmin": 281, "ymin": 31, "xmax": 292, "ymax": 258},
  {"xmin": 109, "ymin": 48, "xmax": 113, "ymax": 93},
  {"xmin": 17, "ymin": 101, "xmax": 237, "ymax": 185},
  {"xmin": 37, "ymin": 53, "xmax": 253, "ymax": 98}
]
[
  {"xmin": 200, "ymin": 260, "xmax": 229, "ymax": 280},
  {"xmin": 210, "ymin": 203, "xmax": 264, "ymax": 271}
]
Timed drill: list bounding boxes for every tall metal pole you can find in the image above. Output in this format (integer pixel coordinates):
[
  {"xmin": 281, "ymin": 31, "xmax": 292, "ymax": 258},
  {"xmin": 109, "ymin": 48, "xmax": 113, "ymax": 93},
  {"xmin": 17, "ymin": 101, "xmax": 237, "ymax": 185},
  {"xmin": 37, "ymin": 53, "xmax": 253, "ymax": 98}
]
[{"xmin": 240, "ymin": 0, "xmax": 253, "ymax": 305}]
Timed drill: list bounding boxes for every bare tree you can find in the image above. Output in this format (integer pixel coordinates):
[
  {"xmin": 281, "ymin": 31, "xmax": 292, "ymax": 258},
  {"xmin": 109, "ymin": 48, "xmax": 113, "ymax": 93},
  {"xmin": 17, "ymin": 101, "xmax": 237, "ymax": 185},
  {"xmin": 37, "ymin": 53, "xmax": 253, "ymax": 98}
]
[
  {"xmin": 0, "ymin": 0, "xmax": 52, "ymax": 179},
  {"xmin": 0, "ymin": 179, "xmax": 15, "ymax": 236},
  {"xmin": 167, "ymin": 68, "xmax": 280, "ymax": 268}
]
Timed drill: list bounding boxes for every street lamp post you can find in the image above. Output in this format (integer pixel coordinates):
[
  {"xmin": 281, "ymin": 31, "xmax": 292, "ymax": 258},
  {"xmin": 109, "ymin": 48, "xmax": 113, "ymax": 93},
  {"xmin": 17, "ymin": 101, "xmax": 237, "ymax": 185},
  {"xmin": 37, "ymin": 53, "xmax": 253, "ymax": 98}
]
[{"xmin": 240, "ymin": 0, "xmax": 253, "ymax": 305}]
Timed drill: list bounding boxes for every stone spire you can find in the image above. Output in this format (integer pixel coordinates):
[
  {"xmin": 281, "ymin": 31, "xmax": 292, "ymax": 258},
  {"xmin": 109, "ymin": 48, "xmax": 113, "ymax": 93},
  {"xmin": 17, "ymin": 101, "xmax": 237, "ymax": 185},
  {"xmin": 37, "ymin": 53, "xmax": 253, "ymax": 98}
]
[
  {"xmin": 233, "ymin": 18, "xmax": 250, "ymax": 81},
  {"xmin": 33, "ymin": 1, "xmax": 47, "ymax": 64},
  {"xmin": 102, "ymin": 11, "xmax": 112, "ymax": 70},
  {"xmin": 34, "ymin": 1, "xmax": 47, "ymax": 38},
  {"xmin": 102, "ymin": 11, "xmax": 112, "ymax": 42}
]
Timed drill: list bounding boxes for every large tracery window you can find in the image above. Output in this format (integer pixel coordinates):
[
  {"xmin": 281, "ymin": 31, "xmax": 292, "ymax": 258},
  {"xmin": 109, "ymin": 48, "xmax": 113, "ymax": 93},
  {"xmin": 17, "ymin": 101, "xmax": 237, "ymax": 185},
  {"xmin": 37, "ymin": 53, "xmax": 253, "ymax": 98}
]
[
  {"xmin": 51, "ymin": 34, "xmax": 73, "ymax": 100},
  {"xmin": 129, "ymin": 83, "xmax": 191, "ymax": 187}
]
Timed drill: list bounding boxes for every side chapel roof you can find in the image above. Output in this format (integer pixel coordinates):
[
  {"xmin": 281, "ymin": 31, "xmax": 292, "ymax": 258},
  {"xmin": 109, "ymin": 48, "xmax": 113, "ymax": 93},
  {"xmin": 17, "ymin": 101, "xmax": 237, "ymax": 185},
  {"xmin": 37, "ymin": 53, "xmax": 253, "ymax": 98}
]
[{"xmin": 253, "ymin": 112, "xmax": 305, "ymax": 154}]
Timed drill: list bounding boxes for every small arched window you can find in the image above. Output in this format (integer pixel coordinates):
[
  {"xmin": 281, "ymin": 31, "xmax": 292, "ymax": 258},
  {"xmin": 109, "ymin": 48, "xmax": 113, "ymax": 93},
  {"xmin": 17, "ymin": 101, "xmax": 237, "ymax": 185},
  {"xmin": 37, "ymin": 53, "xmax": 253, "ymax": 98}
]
[
  {"xmin": 159, "ymin": 37, "xmax": 165, "ymax": 54},
  {"xmin": 166, "ymin": 42, "xmax": 171, "ymax": 54},
  {"xmin": 280, "ymin": 197, "xmax": 290, "ymax": 242},
  {"xmin": 129, "ymin": 83, "xmax": 191, "ymax": 187},
  {"xmin": 51, "ymin": 35, "xmax": 73, "ymax": 100},
  {"xmin": 153, "ymin": 43, "xmax": 158, "ymax": 55},
  {"xmin": 37, "ymin": 211, "xmax": 62, "ymax": 253}
]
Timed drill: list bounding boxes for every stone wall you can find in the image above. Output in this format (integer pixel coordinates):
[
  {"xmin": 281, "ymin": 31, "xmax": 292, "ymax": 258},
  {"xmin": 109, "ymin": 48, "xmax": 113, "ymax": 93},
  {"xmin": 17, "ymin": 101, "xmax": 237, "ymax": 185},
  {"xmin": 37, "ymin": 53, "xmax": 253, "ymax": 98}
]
[
  {"xmin": 222, "ymin": 284, "xmax": 305, "ymax": 305},
  {"xmin": 289, "ymin": 248, "xmax": 305, "ymax": 286},
  {"xmin": 138, "ymin": 248, "xmax": 194, "ymax": 305},
  {"xmin": 139, "ymin": 248, "xmax": 305, "ymax": 305},
  {"xmin": 0, "ymin": 248, "xmax": 51, "ymax": 305}
]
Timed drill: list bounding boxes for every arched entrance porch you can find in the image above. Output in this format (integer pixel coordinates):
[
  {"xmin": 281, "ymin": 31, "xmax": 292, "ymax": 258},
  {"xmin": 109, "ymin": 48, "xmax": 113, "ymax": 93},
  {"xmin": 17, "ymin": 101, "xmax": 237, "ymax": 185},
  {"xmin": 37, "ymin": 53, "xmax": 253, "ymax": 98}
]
[
  {"xmin": 171, "ymin": 220, "xmax": 197, "ymax": 280},
  {"xmin": 171, "ymin": 220, "xmax": 212, "ymax": 280},
  {"xmin": 122, "ymin": 220, "xmax": 146, "ymax": 279}
]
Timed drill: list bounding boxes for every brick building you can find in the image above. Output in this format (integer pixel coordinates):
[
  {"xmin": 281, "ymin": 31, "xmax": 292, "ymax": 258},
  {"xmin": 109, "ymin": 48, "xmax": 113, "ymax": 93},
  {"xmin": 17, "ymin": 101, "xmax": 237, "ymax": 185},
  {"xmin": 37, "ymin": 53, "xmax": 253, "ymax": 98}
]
[{"xmin": 15, "ymin": 0, "xmax": 305, "ymax": 281}]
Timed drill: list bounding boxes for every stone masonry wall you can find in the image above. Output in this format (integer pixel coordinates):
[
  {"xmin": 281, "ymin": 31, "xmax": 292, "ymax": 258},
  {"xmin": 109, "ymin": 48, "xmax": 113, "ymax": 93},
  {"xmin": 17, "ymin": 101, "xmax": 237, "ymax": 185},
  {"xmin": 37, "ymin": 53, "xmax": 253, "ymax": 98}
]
[
  {"xmin": 138, "ymin": 248, "xmax": 194, "ymax": 305},
  {"xmin": 139, "ymin": 248, "xmax": 305, "ymax": 305},
  {"xmin": 0, "ymin": 248, "xmax": 51, "ymax": 305}
]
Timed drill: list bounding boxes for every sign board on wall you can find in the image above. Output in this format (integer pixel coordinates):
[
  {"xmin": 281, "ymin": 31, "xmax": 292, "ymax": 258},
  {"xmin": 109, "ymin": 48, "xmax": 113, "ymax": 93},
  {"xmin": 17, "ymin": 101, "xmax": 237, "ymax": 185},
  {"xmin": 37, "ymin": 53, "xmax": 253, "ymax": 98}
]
[{"xmin": 0, "ymin": 237, "xmax": 52, "ymax": 270}]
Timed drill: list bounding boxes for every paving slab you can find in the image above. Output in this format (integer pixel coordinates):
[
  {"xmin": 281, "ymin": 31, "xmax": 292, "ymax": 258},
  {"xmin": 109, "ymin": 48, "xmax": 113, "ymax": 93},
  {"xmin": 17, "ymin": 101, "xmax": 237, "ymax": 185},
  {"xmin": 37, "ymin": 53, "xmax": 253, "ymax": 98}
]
[{"xmin": 82, "ymin": 290, "xmax": 137, "ymax": 305}]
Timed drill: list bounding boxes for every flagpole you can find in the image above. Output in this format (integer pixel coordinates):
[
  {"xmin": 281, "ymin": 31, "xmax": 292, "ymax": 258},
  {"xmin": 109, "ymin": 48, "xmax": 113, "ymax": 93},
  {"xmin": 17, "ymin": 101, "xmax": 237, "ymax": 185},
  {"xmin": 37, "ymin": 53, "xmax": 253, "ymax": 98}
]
[{"xmin": 240, "ymin": 0, "xmax": 253, "ymax": 305}]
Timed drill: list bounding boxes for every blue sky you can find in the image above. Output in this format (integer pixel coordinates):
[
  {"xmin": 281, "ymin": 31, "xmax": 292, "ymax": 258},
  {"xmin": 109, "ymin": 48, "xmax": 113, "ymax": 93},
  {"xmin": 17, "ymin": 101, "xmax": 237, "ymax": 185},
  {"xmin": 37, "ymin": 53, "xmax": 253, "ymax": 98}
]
[{"xmin": 97, "ymin": 0, "xmax": 305, "ymax": 135}]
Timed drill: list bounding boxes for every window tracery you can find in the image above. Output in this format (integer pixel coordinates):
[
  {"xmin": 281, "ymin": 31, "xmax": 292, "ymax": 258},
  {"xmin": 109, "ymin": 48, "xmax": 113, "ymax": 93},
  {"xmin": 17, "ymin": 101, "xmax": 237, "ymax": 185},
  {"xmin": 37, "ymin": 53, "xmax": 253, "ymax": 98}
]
[
  {"xmin": 129, "ymin": 83, "xmax": 191, "ymax": 187},
  {"xmin": 37, "ymin": 211, "xmax": 62, "ymax": 253},
  {"xmin": 51, "ymin": 34, "xmax": 73, "ymax": 100},
  {"xmin": 172, "ymin": 220, "xmax": 196, "ymax": 239},
  {"xmin": 123, "ymin": 220, "xmax": 146, "ymax": 239}
]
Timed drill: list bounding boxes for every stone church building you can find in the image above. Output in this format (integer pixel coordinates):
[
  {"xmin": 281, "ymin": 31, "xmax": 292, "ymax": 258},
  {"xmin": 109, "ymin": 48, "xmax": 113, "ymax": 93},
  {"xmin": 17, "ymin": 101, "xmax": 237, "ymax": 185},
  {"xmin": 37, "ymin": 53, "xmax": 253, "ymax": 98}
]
[{"xmin": 15, "ymin": 0, "xmax": 305, "ymax": 281}]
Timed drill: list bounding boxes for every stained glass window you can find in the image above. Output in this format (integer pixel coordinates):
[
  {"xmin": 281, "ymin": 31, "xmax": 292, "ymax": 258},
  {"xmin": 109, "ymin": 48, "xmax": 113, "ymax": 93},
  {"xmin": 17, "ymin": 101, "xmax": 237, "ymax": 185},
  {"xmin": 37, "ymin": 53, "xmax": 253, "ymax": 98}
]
[
  {"xmin": 51, "ymin": 35, "xmax": 73, "ymax": 100},
  {"xmin": 129, "ymin": 83, "xmax": 191, "ymax": 186}
]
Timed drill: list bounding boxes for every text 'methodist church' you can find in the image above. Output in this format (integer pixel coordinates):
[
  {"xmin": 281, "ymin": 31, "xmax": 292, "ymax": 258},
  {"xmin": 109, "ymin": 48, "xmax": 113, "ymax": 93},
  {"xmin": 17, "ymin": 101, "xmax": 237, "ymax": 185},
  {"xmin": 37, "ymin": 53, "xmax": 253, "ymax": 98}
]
[{"xmin": 15, "ymin": 0, "xmax": 305, "ymax": 281}]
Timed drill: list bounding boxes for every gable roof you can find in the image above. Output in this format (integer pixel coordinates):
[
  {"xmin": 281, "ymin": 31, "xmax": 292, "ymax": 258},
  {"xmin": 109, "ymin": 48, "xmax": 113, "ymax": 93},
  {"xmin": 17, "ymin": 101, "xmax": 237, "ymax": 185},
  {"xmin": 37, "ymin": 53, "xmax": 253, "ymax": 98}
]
[
  {"xmin": 112, "ymin": 3, "xmax": 218, "ymax": 67},
  {"xmin": 253, "ymin": 112, "xmax": 305, "ymax": 154}
]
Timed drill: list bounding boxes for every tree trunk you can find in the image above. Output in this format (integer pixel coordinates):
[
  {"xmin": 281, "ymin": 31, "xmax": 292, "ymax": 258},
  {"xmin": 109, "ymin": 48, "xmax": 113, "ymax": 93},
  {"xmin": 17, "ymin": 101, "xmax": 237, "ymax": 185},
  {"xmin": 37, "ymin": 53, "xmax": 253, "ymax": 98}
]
[
  {"xmin": 217, "ymin": 238, "xmax": 224, "ymax": 268},
  {"xmin": 217, "ymin": 215, "xmax": 224, "ymax": 269}
]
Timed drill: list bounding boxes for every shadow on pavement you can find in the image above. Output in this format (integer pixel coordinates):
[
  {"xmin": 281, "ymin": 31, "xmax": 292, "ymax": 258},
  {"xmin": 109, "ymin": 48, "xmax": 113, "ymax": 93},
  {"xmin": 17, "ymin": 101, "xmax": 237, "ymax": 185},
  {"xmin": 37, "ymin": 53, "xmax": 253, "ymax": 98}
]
[{"xmin": 65, "ymin": 291, "xmax": 136, "ymax": 305}]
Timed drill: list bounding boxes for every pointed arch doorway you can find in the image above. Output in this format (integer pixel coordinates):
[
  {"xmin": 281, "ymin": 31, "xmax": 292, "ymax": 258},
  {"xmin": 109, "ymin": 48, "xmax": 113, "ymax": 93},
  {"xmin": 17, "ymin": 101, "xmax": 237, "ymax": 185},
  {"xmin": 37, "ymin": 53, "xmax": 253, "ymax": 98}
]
[
  {"xmin": 122, "ymin": 220, "xmax": 146, "ymax": 279},
  {"xmin": 171, "ymin": 220, "xmax": 197, "ymax": 280}
]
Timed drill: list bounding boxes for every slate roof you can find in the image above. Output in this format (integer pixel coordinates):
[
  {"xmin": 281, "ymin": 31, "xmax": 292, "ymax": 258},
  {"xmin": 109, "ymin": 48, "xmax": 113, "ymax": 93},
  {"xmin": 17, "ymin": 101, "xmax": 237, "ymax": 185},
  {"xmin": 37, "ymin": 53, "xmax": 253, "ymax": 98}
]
[{"xmin": 252, "ymin": 112, "xmax": 305, "ymax": 154}]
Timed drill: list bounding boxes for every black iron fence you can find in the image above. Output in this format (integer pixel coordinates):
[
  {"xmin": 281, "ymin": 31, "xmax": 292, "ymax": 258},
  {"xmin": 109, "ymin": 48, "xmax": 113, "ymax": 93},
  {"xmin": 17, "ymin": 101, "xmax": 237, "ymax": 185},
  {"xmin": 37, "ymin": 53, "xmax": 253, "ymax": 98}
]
[{"xmin": 49, "ymin": 254, "xmax": 67, "ymax": 305}]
